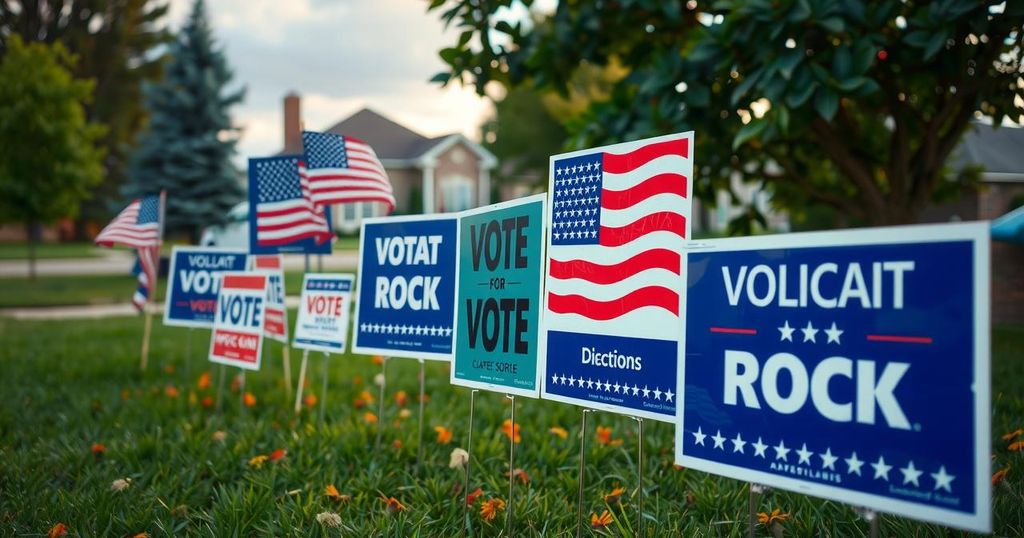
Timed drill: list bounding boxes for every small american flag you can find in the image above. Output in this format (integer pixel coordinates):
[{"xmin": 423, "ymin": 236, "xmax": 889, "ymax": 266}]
[
  {"xmin": 546, "ymin": 134, "xmax": 692, "ymax": 336},
  {"xmin": 95, "ymin": 193, "xmax": 164, "ymax": 312},
  {"xmin": 252, "ymin": 156, "xmax": 332, "ymax": 246},
  {"xmin": 300, "ymin": 131, "xmax": 395, "ymax": 213}
]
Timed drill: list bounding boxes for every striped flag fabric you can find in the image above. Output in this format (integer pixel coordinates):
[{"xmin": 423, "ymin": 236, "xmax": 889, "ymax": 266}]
[
  {"xmin": 545, "ymin": 134, "xmax": 692, "ymax": 338},
  {"xmin": 300, "ymin": 131, "xmax": 395, "ymax": 213},
  {"xmin": 252, "ymin": 156, "xmax": 333, "ymax": 247},
  {"xmin": 95, "ymin": 194, "xmax": 164, "ymax": 312}
]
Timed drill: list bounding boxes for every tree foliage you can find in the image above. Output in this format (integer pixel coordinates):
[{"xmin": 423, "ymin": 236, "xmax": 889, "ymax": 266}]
[
  {"xmin": 125, "ymin": 0, "xmax": 244, "ymax": 242},
  {"xmin": 0, "ymin": 35, "xmax": 105, "ymax": 275},
  {"xmin": 430, "ymin": 0, "xmax": 1024, "ymax": 227},
  {"xmin": 0, "ymin": 0, "xmax": 171, "ymax": 227},
  {"xmin": 481, "ymin": 87, "xmax": 568, "ymax": 189}
]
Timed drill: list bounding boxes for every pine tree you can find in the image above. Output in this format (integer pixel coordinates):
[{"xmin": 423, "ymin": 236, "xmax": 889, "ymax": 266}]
[{"xmin": 126, "ymin": 0, "xmax": 244, "ymax": 242}]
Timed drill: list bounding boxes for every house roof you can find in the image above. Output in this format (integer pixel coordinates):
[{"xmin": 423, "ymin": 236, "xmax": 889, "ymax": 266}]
[
  {"xmin": 951, "ymin": 122, "xmax": 1024, "ymax": 180},
  {"xmin": 320, "ymin": 108, "xmax": 446, "ymax": 161}
]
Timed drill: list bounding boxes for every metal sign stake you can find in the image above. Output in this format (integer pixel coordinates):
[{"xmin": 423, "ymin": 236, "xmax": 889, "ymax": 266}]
[
  {"xmin": 576, "ymin": 408, "xmax": 592, "ymax": 538},
  {"xmin": 282, "ymin": 344, "xmax": 292, "ymax": 401},
  {"xmin": 506, "ymin": 394, "xmax": 517, "ymax": 537},
  {"xmin": 293, "ymin": 349, "xmax": 309, "ymax": 414},
  {"xmin": 375, "ymin": 356, "xmax": 388, "ymax": 449},
  {"xmin": 633, "ymin": 417, "xmax": 645, "ymax": 537},
  {"xmin": 462, "ymin": 389, "xmax": 479, "ymax": 538},
  {"xmin": 415, "ymin": 358, "xmax": 426, "ymax": 475},
  {"xmin": 320, "ymin": 352, "xmax": 329, "ymax": 424}
]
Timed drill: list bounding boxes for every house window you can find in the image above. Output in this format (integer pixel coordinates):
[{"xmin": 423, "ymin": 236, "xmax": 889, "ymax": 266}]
[
  {"xmin": 336, "ymin": 202, "xmax": 380, "ymax": 232},
  {"xmin": 440, "ymin": 175, "xmax": 473, "ymax": 212}
]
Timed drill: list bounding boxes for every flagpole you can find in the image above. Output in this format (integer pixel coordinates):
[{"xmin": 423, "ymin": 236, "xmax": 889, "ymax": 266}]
[{"xmin": 139, "ymin": 190, "xmax": 168, "ymax": 371}]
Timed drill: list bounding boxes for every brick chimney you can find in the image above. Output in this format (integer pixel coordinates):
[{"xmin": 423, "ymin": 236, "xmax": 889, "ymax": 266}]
[{"xmin": 283, "ymin": 92, "xmax": 302, "ymax": 153}]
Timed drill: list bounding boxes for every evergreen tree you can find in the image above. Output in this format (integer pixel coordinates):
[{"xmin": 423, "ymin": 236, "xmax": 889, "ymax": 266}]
[{"xmin": 126, "ymin": 0, "xmax": 244, "ymax": 242}]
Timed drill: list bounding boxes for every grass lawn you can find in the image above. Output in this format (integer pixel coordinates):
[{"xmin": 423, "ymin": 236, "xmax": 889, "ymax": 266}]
[
  {"xmin": 0, "ymin": 316, "xmax": 1021, "ymax": 537},
  {"xmin": 0, "ymin": 242, "xmax": 104, "ymax": 260}
]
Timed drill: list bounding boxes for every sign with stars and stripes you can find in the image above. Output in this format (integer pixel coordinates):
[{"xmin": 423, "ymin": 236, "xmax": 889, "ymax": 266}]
[
  {"xmin": 675, "ymin": 223, "xmax": 990, "ymax": 532},
  {"xmin": 539, "ymin": 132, "xmax": 693, "ymax": 422},
  {"xmin": 248, "ymin": 155, "xmax": 334, "ymax": 255},
  {"xmin": 352, "ymin": 214, "xmax": 459, "ymax": 361}
]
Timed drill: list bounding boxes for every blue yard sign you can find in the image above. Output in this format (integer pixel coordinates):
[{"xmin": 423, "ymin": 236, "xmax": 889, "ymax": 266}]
[
  {"xmin": 539, "ymin": 132, "xmax": 694, "ymax": 422},
  {"xmin": 675, "ymin": 223, "xmax": 990, "ymax": 532},
  {"xmin": 163, "ymin": 246, "xmax": 248, "ymax": 328},
  {"xmin": 352, "ymin": 214, "xmax": 459, "ymax": 360}
]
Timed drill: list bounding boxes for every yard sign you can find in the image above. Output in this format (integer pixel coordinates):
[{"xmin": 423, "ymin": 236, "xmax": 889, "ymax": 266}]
[
  {"xmin": 293, "ymin": 273, "xmax": 355, "ymax": 354},
  {"xmin": 539, "ymin": 132, "xmax": 694, "ymax": 422},
  {"xmin": 675, "ymin": 222, "xmax": 990, "ymax": 532},
  {"xmin": 208, "ymin": 272, "xmax": 269, "ymax": 371},
  {"xmin": 452, "ymin": 195, "xmax": 546, "ymax": 397},
  {"xmin": 163, "ymin": 246, "xmax": 247, "ymax": 328},
  {"xmin": 352, "ymin": 214, "xmax": 459, "ymax": 360}
]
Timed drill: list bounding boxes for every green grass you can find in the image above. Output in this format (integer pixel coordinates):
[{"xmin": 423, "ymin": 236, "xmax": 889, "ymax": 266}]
[
  {"xmin": 0, "ymin": 242, "xmax": 104, "ymax": 260},
  {"xmin": 0, "ymin": 318, "xmax": 1021, "ymax": 537},
  {"xmin": 0, "ymin": 272, "xmax": 313, "ymax": 308}
]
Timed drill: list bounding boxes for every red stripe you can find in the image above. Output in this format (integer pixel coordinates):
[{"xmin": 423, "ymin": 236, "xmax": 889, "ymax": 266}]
[
  {"xmin": 710, "ymin": 327, "xmax": 758, "ymax": 335},
  {"xmin": 223, "ymin": 274, "xmax": 266, "ymax": 290},
  {"xmin": 258, "ymin": 205, "xmax": 316, "ymax": 218},
  {"xmin": 257, "ymin": 216, "xmax": 326, "ymax": 232},
  {"xmin": 599, "ymin": 212, "xmax": 686, "ymax": 246},
  {"xmin": 601, "ymin": 173, "xmax": 688, "ymax": 210},
  {"xmin": 252, "ymin": 256, "xmax": 281, "ymax": 269},
  {"xmin": 547, "ymin": 285, "xmax": 679, "ymax": 319},
  {"xmin": 866, "ymin": 334, "xmax": 933, "ymax": 344},
  {"xmin": 345, "ymin": 136, "xmax": 366, "ymax": 145},
  {"xmin": 308, "ymin": 174, "xmax": 391, "ymax": 186},
  {"xmin": 602, "ymin": 138, "xmax": 689, "ymax": 174},
  {"xmin": 549, "ymin": 248, "xmax": 680, "ymax": 284}
]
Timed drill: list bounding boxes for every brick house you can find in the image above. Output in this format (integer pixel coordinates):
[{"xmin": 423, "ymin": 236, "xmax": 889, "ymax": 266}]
[{"xmin": 279, "ymin": 93, "xmax": 497, "ymax": 232}]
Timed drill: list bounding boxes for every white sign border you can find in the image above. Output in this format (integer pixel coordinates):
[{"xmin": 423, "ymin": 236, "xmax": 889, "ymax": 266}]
[
  {"xmin": 352, "ymin": 212, "xmax": 461, "ymax": 361},
  {"xmin": 162, "ymin": 245, "xmax": 248, "ymax": 329},
  {"xmin": 207, "ymin": 271, "xmax": 269, "ymax": 372},
  {"xmin": 538, "ymin": 131, "xmax": 695, "ymax": 423},
  {"xmin": 449, "ymin": 194, "xmax": 548, "ymax": 399},
  {"xmin": 673, "ymin": 221, "xmax": 991, "ymax": 533},
  {"xmin": 292, "ymin": 272, "xmax": 356, "ymax": 355}
]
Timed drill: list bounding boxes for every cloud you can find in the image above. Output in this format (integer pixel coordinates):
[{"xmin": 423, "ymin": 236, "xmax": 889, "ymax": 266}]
[{"xmin": 167, "ymin": 0, "xmax": 492, "ymax": 165}]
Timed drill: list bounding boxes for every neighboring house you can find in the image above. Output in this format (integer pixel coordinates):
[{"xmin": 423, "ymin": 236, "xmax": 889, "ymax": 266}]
[{"xmin": 278, "ymin": 93, "xmax": 497, "ymax": 232}]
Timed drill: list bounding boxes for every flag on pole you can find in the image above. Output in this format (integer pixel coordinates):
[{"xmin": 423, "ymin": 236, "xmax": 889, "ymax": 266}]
[
  {"xmin": 546, "ymin": 137, "xmax": 691, "ymax": 331},
  {"xmin": 252, "ymin": 156, "xmax": 333, "ymax": 247},
  {"xmin": 300, "ymin": 131, "xmax": 395, "ymax": 213},
  {"xmin": 95, "ymin": 193, "xmax": 165, "ymax": 312}
]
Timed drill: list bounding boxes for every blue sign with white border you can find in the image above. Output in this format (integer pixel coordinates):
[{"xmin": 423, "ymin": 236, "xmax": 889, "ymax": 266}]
[
  {"xmin": 163, "ymin": 246, "xmax": 248, "ymax": 328},
  {"xmin": 352, "ymin": 214, "xmax": 458, "ymax": 360},
  {"xmin": 675, "ymin": 222, "xmax": 990, "ymax": 532}
]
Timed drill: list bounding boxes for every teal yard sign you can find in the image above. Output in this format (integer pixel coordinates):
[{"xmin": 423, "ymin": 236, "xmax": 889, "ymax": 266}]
[{"xmin": 451, "ymin": 194, "xmax": 547, "ymax": 398}]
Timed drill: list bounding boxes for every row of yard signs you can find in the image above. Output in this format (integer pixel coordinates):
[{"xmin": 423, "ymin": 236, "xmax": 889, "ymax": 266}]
[{"xmin": 156, "ymin": 130, "xmax": 991, "ymax": 533}]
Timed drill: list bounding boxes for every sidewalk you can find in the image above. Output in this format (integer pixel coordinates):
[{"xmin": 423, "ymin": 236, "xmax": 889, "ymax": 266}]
[
  {"xmin": 1, "ymin": 297, "xmax": 304, "ymax": 320},
  {"xmin": 0, "ymin": 250, "xmax": 360, "ymax": 277}
]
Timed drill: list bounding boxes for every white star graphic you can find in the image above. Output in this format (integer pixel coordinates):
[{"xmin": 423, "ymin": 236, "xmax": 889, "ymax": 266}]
[
  {"xmin": 752, "ymin": 437, "xmax": 768, "ymax": 458},
  {"xmin": 601, "ymin": 381, "xmax": 610, "ymax": 392},
  {"xmin": 824, "ymin": 322, "xmax": 844, "ymax": 344},
  {"xmin": 664, "ymin": 389, "xmax": 674, "ymax": 402},
  {"xmin": 568, "ymin": 376, "xmax": 576, "ymax": 387},
  {"xmin": 931, "ymin": 466, "xmax": 955, "ymax": 492},
  {"xmin": 631, "ymin": 384, "xmax": 640, "ymax": 396},
  {"xmin": 731, "ymin": 433, "xmax": 746, "ymax": 454},
  {"xmin": 778, "ymin": 320, "xmax": 795, "ymax": 342},
  {"xmin": 641, "ymin": 386, "xmax": 651, "ymax": 398},
  {"xmin": 692, "ymin": 426, "xmax": 707, "ymax": 446},
  {"xmin": 871, "ymin": 456, "xmax": 892, "ymax": 481},
  {"xmin": 551, "ymin": 374, "xmax": 559, "ymax": 385},
  {"xmin": 796, "ymin": 443, "xmax": 813, "ymax": 465},
  {"xmin": 712, "ymin": 430, "xmax": 726, "ymax": 450},
  {"xmin": 559, "ymin": 375, "xmax": 566, "ymax": 385},
  {"xmin": 900, "ymin": 461, "xmax": 923, "ymax": 487},
  {"xmin": 773, "ymin": 440, "xmax": 790, "ymax": 461},
  {"xmin": 845, "ymin": 452, "xmax": 864, "ymax": 475},
  {"xmin": 613, "ymin": 382, "xmax": 621, "ymax": 393},
  {"xmin": 586, "ymin": 378, "xmax": 594, "ymax": 389},
  {"xmin": 820, "ymin": 448, "xmax": 838, "ymax": 470},
  {"xmin": 653, "ymin": 388, "xmax": 662, "ymax": 400},
  {"xmin": 801, "ymin": 321, "xmax": 818, "ymax": 343}
]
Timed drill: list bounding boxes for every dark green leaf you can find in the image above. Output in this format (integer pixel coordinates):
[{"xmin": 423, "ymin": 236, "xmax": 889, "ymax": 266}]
[
  {"xmin": 832, "ymin": 45, "xmax": 852, "ymax": 79},
  {"xmin": 818, "ymin": 16, "xmax": 845, "ymax": 33},
  {"xmin": 814, "ymin": 88, "xmax": 839, "ymax": 120},
  {"xmin": 733, "ymin": 118, "xmax": 769, "ymax": 149}
]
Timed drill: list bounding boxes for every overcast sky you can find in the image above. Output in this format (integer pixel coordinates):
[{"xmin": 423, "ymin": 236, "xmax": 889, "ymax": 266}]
[{"xmin": 167, "ymin": 0, "xmax": 494, "ymax": 165}]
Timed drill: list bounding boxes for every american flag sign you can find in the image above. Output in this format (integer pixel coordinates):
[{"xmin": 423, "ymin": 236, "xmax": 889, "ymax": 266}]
[
  {"xmin": 94, "ymin": 193, "xmax": 164, "ymax": 312},
  {"xmin": 250, "ymin": 156, "xmax": 333, "ymax": 248},
  {"xmin": 301, "ymin": 131, "xmax": 395, "ymax": 213},
  {"xmin": 540, "ymin": 132, "xmax": 693, "ymax": 422}
]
